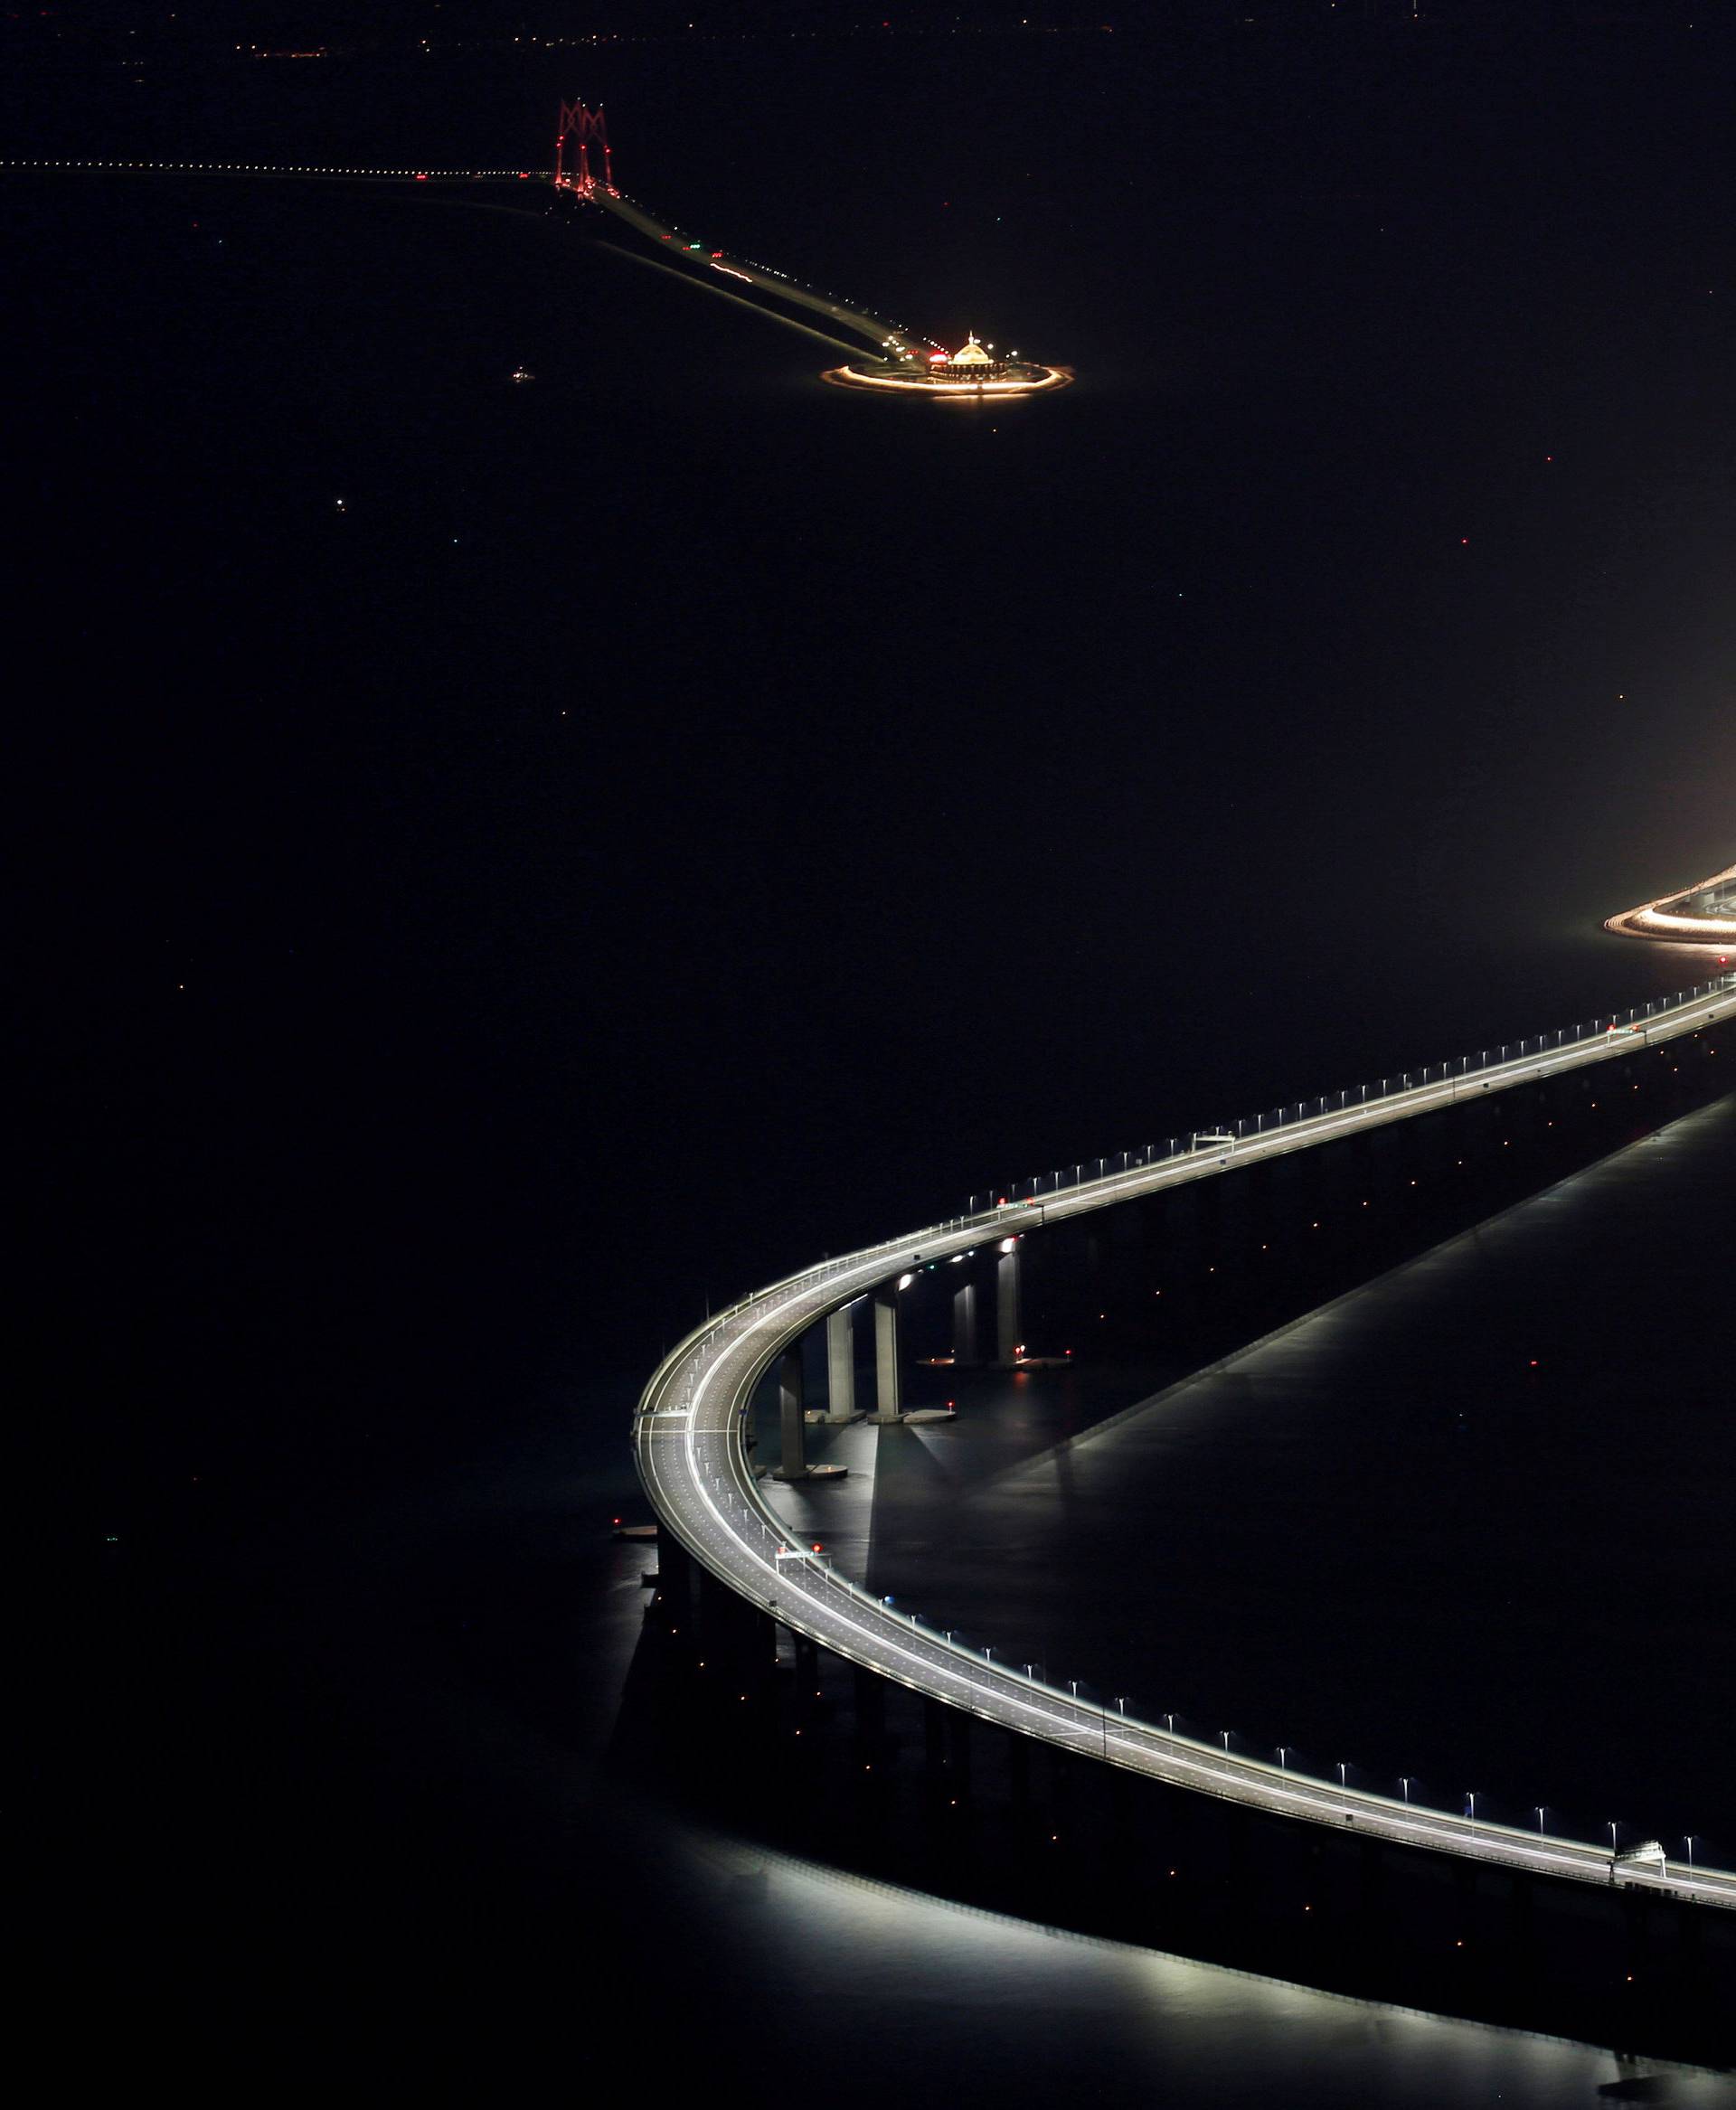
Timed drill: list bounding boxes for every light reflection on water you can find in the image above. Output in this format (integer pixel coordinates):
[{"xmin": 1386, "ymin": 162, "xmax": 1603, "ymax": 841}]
[
  {"xmin": 764, "ymin": 1094, "xmax": 1736, "ymax": 1849},
  {"xmin": 639, "ymin": 1804, "xmax": 1735, "ymax": 2107}
]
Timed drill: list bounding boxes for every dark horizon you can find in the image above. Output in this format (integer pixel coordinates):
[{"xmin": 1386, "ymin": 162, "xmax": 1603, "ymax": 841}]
[{"xmin": 17, "ymin": 7, "xmax": 1734, "ymax": 2094}]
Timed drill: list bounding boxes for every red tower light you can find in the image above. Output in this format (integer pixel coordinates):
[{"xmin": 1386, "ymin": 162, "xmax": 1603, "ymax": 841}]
[{"xmin": 554, "ymin": 98, "xmax": 610, "ymax": 197}]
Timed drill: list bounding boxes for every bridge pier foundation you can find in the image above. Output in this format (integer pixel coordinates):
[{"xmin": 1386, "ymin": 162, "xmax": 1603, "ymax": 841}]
[
  {"xmin": 774, "ymin": 1345, "xmax": 809, "ymax": 1480},
  {"xmin": 825, "ymin": 1304, "xmax": 857, "ymax": 1421},
  {"xmin": 871, "ymin": 1286, "xmax": 901, "ymax": 1421}
]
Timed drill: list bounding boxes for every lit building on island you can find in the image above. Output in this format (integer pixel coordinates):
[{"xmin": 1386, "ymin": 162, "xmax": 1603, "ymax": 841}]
[
  {"xmin": 932, "ymin": 333, "xmax": 994, "ymax": 375},
  {"xmin": 826, "ymin": 331, "xmax": 1071, "ymax": 400}
]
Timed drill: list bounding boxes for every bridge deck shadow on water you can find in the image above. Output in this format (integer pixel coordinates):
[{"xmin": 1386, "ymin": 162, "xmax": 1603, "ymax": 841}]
[{"xmin": 616, "ymin": 1043, "xmax": 1736, "ymax": 2068}]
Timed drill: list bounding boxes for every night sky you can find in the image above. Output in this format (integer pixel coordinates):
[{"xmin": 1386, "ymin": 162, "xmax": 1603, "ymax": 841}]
[{"xmin": 15, "ymin": 2, "xmax": 1733, "ymax": 2092}]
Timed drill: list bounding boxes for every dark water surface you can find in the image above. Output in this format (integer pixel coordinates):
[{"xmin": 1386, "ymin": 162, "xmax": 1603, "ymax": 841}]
[{"xmin": 15, "ymin": 16, "xmax": 1733, "ymax": 2097}]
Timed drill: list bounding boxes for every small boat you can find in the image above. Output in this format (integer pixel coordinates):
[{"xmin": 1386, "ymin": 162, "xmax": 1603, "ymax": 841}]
[{"xmin": 509, "ymin": 365, "xmax": 534, "ymax": 384}]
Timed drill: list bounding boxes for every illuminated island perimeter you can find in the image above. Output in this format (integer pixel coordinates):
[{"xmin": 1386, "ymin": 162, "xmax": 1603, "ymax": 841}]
[
  {"xmin": 1605, "ymin": 861, "xmax": 1736, "ymax": 952},
  {"xmin": 824, "ymin": 331, "xmax": 1072, "ymax": 400}
]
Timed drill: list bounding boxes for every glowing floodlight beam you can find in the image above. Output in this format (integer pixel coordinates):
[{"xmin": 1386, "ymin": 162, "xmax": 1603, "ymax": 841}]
[
  {"xmin": 1605, "ymin": 861, "xmax": 1736, "ymax": 947},
  {"xmin": 822, "ymin": 363, "xmax": 1074, "ymax": 400}
]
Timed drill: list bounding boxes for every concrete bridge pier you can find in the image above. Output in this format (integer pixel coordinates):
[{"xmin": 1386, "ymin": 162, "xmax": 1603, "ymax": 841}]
[
  {"xmin": 871, "ymin": 1286, "xmax": 902, "ymax": 1422},
  {"xmin": 951, "ymin": 1276, "xmax": 979, "ymax": 1364},
  {"xmin": 995, "ymin": 1239, "xmax": 1023, "ymax": 1364},
  {"xmin": 825, "ymin": 1304, "xmax": 857, "ymax": 1421},
  {"xmin": 774, "ymin": 1345, "xmax": 809, "ymax": 1481}
]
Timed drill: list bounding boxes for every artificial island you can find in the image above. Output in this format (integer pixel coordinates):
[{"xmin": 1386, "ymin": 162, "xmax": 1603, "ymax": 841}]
[{"xmin": 822, "ymin": 332, "xmax": 1073, "ymax": 400}]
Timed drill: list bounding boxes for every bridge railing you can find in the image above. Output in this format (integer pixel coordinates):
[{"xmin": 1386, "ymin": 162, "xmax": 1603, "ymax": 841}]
[
  {"xmin": 693, "ymin": 1440, "xmax": 1735, "ymax": 1895},
  {"xmin": 637, "ymin": 970, "xmax": 1735, "ymax": 1890},
  {"xmin": 972, "ymin": 970, "xmax": 1735, "ymax": 1209},
  {"xmin": 641, "ymin": 972, "xmax": 1731, "ymax": 1411}
]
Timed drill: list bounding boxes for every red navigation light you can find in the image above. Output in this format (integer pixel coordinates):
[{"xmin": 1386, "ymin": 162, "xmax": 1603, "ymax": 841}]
[
  {"xmin": 414, "ymin": 173, "xmax": 428, "ymax": 182},
  {"xmin": 711, "ymin": 250, "xmax": 723, "ymax": 259},
  {"xmin": 811, "ymin": 1542, "xmax": 823, "ymax": 1554},
  {"xmin": 518, "ymin": 172, "xmax": 530, "ymax": 181}
]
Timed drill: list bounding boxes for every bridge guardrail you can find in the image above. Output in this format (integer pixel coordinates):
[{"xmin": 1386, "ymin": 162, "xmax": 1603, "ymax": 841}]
[{"xmin": 633, "ymin": 975, "xmax": 1734, "ymax": 1901}]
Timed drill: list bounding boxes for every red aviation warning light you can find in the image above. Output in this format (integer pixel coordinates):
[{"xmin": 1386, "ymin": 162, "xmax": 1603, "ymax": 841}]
[{"xmin": 554, "ymin": 98, "xmax": 611, "ymax": 196}]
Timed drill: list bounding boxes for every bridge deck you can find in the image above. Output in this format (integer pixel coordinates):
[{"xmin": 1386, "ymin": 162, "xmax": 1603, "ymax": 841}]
[
  {"xmin": 587, "ymin": 185, "xmax": 928, "ymax": 360},
  {"xmin": 636, "ymin": 975, "xmax": 1736, "ymax": 1909}
]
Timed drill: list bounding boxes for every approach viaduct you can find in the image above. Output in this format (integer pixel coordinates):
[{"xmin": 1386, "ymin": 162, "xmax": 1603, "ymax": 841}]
[{"xmin": 635, "ymin": 974, "xmax": 1736, "ymax": 1913}]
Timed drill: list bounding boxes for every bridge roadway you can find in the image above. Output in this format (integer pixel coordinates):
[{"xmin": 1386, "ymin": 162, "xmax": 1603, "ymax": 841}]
[
  {"xmin": 637, "ymin": 970, "xmax": 1736, "ymax": 1916},
  {"xmin": 587, "ymin": 186, "xmax": 929, "ymax": 361},
  {"xmin": 636, "ymin": 984, "xmax": 1736, "ymax": 1908},
  {"xmin": 27, "ymin": 135, "xmax": 1724, "ymax": 1915},
  {"xmin": 2, "ymin": 158, "xmax": 930, "ymax": 360}
]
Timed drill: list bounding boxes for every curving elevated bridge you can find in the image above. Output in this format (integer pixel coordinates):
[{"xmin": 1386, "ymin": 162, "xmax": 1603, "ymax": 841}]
[
  {"xmin": 584, "ymin": 184, "xmax": 930, "ymax": 363},
  {"xmin": 636, "ymin": 974, "xmax": 1736, "ymax": 1912}
]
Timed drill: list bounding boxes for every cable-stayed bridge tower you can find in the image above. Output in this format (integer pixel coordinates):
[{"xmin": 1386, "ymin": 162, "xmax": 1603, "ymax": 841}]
[{"xmin": 553, "ymin": 100, "xmax": 610, "ymax": 198}]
